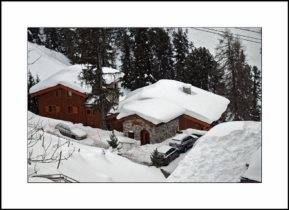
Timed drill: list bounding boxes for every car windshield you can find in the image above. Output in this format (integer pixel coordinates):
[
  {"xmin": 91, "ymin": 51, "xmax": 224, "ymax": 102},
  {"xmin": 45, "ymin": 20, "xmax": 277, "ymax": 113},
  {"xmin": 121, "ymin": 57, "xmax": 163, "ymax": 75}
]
[
  {"xmin": 166, "ymin": 148, "xmax": 175, "ymax": 155},
  {"xmin": 56, "ymin": 123, "xmax": 70, "ymax": 130}
]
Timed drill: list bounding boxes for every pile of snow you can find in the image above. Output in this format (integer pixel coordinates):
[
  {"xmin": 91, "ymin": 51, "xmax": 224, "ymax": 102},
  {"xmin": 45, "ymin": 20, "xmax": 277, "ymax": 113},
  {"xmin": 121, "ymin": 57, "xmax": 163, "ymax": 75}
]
[
  {"xmin": 117, "ymin": 80, "xmax": 229, "ymax": 124},
  {"xmin": 242, "ymin": 147, "xmax": 261, "ymax": 182},
  {"xmin": 168, "ymin": 121, "xmax": 261, "ymax": 182},
  {"xmin": 28, "ymin": 42, "xmax": 71, "ymax": 80},
  {"xmin": 28, "ymin": 132, "xmax": 164, "ymax": 182},
  {"xmin": 28, "ymin": 112, "xmax": 164, "ymax": 182},
  {"xmin": 30, "ymin": 64, "xmax": 124, "ymax": 94}
]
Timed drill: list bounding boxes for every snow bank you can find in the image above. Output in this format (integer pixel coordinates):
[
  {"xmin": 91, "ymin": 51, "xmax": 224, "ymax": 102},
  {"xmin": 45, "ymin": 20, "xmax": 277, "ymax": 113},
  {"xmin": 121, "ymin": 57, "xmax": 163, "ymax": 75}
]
[
  {"xmin": 117, "ymin": 80, "xmax": 229, "ymax": 124},
  {"xmin": 28, "ymin": 42, "xmax": 71, "ymax": 80},
  {"xmin": 168, "ymin": 121, "xmax": 261, "ymax": 182},
  {"xmin": 242, "ymin": 147, "xmax": 261, "ymax": 182},
  {"xmin": 28, "ymin": 112, "xmax": 164, "ymax": 182},
  {"xmin": 29, "ymin": 64, "xmax": 123, "ymax": 94}
]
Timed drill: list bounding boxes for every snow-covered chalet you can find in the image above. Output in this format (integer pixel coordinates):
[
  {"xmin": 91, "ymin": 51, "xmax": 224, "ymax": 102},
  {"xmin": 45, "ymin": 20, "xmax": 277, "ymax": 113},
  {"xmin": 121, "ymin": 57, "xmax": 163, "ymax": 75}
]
[
  {"xmin": 30, "ymin": 64, "xmax": 124, "ymax": 128},
  {"xmin": 115, "ymin": 80, "xmax": 230, "ymax": 145}
]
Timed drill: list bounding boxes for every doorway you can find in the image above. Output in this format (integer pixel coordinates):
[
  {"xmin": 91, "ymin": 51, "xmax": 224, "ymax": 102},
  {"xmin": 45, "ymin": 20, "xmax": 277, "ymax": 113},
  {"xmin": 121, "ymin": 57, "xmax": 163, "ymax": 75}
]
[{"xmin": 140, "ymin": 130, "xmax": 150, "ymax": 145}]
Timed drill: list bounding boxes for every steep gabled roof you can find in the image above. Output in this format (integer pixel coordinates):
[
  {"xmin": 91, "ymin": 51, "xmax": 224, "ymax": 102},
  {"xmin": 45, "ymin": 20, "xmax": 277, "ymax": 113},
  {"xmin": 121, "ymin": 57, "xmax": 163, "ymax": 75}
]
[
  {"xmin": 29, "ymin": 64, "xmax": 123, "ymax": 95},
  {"xmin": 117, "ymin": 80, "xmax": 230, "ymax": 124}
]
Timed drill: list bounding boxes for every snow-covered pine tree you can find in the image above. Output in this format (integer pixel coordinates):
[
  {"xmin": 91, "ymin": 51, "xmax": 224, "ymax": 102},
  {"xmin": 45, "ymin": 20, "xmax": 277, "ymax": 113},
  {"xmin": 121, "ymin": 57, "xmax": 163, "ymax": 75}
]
[
  {"xmin": 150, "ymin": 149, "xmax": 166, "ymax": 167},
  {"xmin": 149, "ymin": 28, "xmax": 174, "ymax": 80},
  {"xmin": 118, "ymin": 28, "xmax": 135, "ymax": 90},
  {"xmin": 27, "ymin": 71, "xmax": 40, "ymax": 113},
  {"xmin": 215, "ymin": 30, "xmax": 255, "ymax": 120},
  {"xmin": 185, "ymin": 47, "xmax": 218, "ymax": 91},
  {"xmin": 78, "ymin": 28, "xmax": 119, "ymax": 129},
  {"xmin": 129, "ymin": 28, "xmax": 154, "ymax": 90},
  {"xmin": 108, "ymin": 130, "xmax": 119, "ymax": 148},
  {"xmin": 250, "ymin": 66, "xmax": 262, "ymax": 121},
  {"xmin": 172, "ymin": 28, "xmax": 190, "ymax": 81}
]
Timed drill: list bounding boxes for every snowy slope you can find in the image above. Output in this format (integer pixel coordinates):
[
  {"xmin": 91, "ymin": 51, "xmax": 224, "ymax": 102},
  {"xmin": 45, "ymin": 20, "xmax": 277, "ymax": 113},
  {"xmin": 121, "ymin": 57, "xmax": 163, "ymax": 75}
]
[
  {"xmin": 242, "ymin": 147, "xmax": 261, "ymax": 182},
  {"xmin": 168, "ymin": 121, "xmax": 261, "ymax": 182},
  {"xmin": 117, "ymin": 80, "xmax": 229, "ymax": 124},
  {"xmin": 28, "ymin": 112, "xmax": 164, "ymax": 182},
  {"xmin": 28, "ymin": 42, "xmax": 71, "ymax": 80}
]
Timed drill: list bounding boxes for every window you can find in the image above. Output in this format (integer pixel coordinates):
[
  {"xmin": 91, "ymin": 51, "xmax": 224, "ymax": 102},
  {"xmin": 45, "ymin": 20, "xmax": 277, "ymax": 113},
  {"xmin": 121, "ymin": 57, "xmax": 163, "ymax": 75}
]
[
  {"xmin": 55, "ymin": 90, "xmax": 61, "ymax": 97},
  {"xmin": 72, "ymin": 106, "xmax": 78, "ymax": 114},
  {"xmin": 49, "ymin": 106, "xmax": 53, "ymax": 112},
  {"xmin": 128, "ymin": 131, "xmax": 134, "ymax": 139},
  {"xmin": 67, "ymin": 106, "xmax": 73, "ymax": 113},
  {"xmin": 67, "ymin": 91, "xmax": 72, "ymax": 97},
  {"xmin": 86, "ymin": 109, "xmax": 91, "ymax": 115}
]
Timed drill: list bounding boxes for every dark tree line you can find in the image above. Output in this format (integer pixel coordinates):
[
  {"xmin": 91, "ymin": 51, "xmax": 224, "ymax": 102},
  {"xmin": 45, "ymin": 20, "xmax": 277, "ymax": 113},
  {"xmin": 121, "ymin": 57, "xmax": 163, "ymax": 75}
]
[{"xmin": 28, "ymin": 27, "xmax": 261, "ymax": 121}]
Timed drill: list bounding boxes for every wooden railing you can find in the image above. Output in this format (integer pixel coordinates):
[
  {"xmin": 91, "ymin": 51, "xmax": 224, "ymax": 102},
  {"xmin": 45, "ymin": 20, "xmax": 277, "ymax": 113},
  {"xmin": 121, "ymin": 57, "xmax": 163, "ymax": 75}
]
[{"xmin": 32, "ymin": 174, "xmax": 79, "ymax": 183}]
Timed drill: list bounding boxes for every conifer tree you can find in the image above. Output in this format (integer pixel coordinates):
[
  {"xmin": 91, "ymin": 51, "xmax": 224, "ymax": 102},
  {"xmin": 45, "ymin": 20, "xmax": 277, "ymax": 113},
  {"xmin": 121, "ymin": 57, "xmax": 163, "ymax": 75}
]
[
  {"xmin": 149, "ymin": 28, "xmax": 174, "ymax": 80},
  {"xmin": 130, "ymin": 28, "xmax": 154, "ymax": 90},
  {"xmin": 172, "ymin": 28, "xmax": 190, "ymax": 81},
  {"xmin": 250, "ymin": 66, "xmax": 262, "ymax": 121},
  {"xmin": 27, "ymin": 71, "xmax": 40, "ymax": 113},
  {"xmin": 78, "ymin": 28, "xmax": 119, "ymax": 129},
  {"xmin": 119, "ymin": 28, "xmax": 135, "ymax": 90}
]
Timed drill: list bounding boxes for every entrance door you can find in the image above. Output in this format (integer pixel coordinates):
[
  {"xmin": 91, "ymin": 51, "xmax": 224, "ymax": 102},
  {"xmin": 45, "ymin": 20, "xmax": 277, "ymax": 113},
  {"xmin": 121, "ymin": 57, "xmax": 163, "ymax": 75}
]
[{"xmin": 140, "ymin": 130, "xmax": 150, "ymax": 145}]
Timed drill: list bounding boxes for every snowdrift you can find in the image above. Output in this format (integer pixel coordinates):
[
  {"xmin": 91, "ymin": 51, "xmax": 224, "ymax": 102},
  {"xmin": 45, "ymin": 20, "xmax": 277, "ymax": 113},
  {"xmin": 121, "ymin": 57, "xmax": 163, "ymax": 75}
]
[
  {"xmin": 28, "ymin": 42, "xmax": 71, "ymax": 80},
  {"xmin": 168, "ymin": 121, "xmax": 261, "ymax": 182}
]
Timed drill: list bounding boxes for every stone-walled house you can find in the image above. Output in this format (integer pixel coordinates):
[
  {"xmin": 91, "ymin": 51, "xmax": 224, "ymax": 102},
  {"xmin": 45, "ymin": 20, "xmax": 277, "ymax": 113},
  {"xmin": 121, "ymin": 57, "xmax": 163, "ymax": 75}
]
[{"xmin": 116, "ymin": 80, "xmax": 230, "ymax": 145}]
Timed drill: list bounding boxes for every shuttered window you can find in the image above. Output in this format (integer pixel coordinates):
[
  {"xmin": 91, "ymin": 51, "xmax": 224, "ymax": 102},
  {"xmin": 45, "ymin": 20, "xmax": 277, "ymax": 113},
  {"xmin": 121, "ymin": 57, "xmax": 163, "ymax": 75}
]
[
  {"xmin": 55, "ymin": 106, "xmax": 60, "ymax": 113},
  {"xmin": 67, "ymin": 106, "xmax": 73, "ymax": 113},
  {"xmin": 73, "ymin": 106, "xmax": 78, "ymax": 114}
]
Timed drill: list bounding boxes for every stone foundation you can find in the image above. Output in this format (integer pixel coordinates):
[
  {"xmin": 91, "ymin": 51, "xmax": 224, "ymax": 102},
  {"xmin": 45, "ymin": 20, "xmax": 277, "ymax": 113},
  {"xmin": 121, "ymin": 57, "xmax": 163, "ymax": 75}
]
[{"xmin": 123, "ymin": 116, "xmax": 179, "ymax": 144}]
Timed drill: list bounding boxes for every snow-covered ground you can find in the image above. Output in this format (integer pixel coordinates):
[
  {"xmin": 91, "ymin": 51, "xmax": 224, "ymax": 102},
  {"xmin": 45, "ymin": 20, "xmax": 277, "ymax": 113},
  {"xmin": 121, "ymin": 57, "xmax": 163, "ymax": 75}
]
[
  {"xmin": 168, "ymin": 121, "xmax": 261, "ymax": 182},
  {"xmin": 28, "ymin": 112, "xmax": 164, "ymax": 182},
  {"xmin": 28, "ymin": 112, "xmax": 261, "ymax": 182}
]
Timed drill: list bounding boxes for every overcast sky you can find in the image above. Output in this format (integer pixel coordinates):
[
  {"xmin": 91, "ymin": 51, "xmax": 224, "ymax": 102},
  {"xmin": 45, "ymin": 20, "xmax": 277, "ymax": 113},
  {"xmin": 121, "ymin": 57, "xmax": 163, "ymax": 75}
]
[{"xmin": 187, "ymin": 27, "xmax": 262, "ymax": 69}]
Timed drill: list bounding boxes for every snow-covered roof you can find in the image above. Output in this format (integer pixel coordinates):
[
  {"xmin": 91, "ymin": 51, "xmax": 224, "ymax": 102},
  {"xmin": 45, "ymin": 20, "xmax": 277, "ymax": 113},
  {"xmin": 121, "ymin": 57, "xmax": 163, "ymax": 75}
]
[
  {"xmin": 242, "ymin": 147, "xmax": 261, "ymax": 182},
  {"xmin": 168, "ymin": 121, "xmax": 261, "ymax": 182},
  {"xmin": 171, "ymin": 133, "xmax": 190, "ymax": 141},
  {"xmin": 28, "ymin": 42, "xmax": 71, "ymax": 80},
  {"xmin": 157, "ymin": 145, "xmax": 173, "ymax": 154},
  {"xmin": 117, "ymin": 80, "xmax": 229, "ymax": 124},
  {"xmin": 30, "ymin": 64, "xmax": 124, "ymax": 94}
]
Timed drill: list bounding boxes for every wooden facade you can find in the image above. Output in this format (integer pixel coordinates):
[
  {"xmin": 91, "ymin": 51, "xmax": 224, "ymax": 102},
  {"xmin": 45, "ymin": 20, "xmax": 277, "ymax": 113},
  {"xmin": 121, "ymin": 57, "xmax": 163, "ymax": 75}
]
[
  {"xmin": 31, "ymin": 84, "xmax": 101, "ymax": 128},
  {"xmin": 179, "ymin": 114, "xmax": 211, "ymax": 131}
]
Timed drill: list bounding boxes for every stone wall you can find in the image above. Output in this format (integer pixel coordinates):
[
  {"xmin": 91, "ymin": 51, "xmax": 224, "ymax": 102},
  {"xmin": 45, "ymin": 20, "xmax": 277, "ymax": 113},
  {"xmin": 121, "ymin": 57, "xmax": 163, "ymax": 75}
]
[{"xmin": 123, "ymin": 116, "xmax": 179, "ymax": 144}]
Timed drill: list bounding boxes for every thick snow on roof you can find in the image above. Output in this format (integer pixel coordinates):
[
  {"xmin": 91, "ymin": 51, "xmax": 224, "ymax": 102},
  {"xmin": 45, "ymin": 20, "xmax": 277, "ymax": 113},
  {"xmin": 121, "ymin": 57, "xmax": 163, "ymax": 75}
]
[
  {"xmin": 242, "ymin": 147, "xmax": 261, "ymax": 182},
  {"xmin": 168, "ymin": 121, "xmax": 261, "ymax": 182},
  {"xmin": 28, "ymin": 42, "xmax": 71, "ymax": 80},
  {"xmin": 30, "ymin": 64, "xmax": 123, "ymax": 94},
  {"xmin": 157, "ymin": 145, "xmax": 173, "ymax": 154},
  {"xmin": 117, "ymin": 80, "xmax": 229, "ymax": 124}
]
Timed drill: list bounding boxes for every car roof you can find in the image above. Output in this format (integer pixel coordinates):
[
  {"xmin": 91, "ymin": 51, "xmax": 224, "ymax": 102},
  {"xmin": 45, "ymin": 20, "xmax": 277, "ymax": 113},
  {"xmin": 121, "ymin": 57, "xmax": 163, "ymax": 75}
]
[
  {"xmin": 157, "ymin": 145, "xmax": 174, "ymax": 154},
  {"xmin": 172, "ymin": 133, "xmax": 197, "ymax": 141}
]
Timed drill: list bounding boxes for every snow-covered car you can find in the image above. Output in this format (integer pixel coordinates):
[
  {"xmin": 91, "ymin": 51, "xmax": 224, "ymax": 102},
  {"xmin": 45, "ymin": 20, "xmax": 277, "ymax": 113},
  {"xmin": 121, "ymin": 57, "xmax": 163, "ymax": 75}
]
[
  {"xmin": 55, "ymin": 123, "xmax": 87, "ymax": 140},
  {"xmin": 157, "ymin": 145, "xmax": 180, "ymax": 166},
  {"xmin": 169, "ymin": 133, "xmax": 198, "ymax": 153}
]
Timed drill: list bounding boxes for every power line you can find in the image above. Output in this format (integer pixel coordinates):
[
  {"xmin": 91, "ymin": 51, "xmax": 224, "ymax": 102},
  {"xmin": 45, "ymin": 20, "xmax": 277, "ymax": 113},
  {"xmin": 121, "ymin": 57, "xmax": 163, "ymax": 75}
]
[
  {"xmin": 205, "ymin": 27, "xmax": 261, "ymax": 41},
  {"xmin": 191, "ymin": 27, "xmax": 261, "ymax": 44},
  {"xmin": 233, "ymin": 27, "xmax": 262, "ymax": 35}
]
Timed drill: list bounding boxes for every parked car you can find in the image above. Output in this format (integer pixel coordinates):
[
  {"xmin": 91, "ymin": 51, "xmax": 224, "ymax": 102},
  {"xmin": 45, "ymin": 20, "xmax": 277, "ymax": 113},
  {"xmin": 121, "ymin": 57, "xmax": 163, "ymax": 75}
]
[
  {"xmin": 169, "ymin": 133, "xmax": 199, "ymax": 153},
  {"xmin": 156, "ymin": 145, "xmax": 180, "ymax": 166},
  {"xmin": 55, "ymin": 123, "xmax": 87, "ymax": 140}
]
